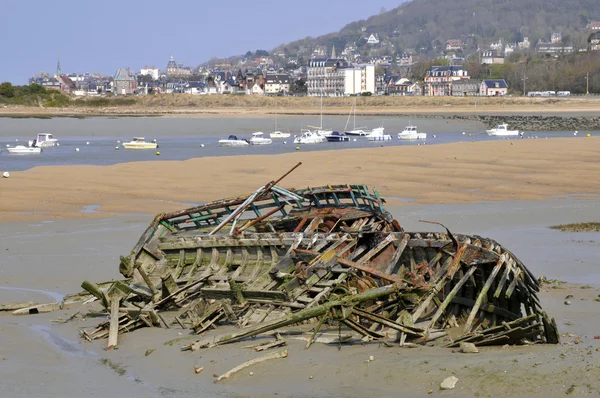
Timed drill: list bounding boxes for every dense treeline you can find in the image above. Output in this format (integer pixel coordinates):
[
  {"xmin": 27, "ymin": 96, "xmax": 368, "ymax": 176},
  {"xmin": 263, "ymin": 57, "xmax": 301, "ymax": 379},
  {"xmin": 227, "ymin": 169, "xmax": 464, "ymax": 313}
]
[
  {"xmin": 0, "ymin": 82, "xmax": 71, "ymax": 107},
  {"xmin": 408, "ymin": 51, "xmax": 600, "ymax": 94}
]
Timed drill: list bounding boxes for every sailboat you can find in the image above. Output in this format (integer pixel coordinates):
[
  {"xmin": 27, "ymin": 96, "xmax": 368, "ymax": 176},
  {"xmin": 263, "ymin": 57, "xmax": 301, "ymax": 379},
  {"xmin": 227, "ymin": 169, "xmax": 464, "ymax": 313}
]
[
  {"xmin": 344, "ymin": 98, "xmax": 368, "ymax": 136},
  {"xmin": 308, "ymin": 95, "xmax": 334, "ymax": 138},
  {"xmin": 270, "ymin": 102, "xmax": 290, "ymax": 138}
]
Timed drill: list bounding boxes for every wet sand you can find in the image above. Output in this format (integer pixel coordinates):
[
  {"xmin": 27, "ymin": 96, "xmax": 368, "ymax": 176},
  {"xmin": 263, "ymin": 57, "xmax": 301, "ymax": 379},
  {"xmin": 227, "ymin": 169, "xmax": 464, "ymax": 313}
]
[
  {"xmin": 1, "ymin": 201, "xmax": 600, "ymax": 397},
  {"xmin": 1, "ymin": 137, "xmax": 600, "ymax": 223}
]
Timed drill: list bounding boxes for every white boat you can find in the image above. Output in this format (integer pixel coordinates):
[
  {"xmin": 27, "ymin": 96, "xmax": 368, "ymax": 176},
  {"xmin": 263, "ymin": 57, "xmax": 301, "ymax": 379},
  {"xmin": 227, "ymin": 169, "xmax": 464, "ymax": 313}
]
[
  {"xmin": 398, "ymin": 126, "xmax": 427, "ymax": 140},
  {"xmin": 312, "ymin": 128, "xmax": 335, "ymax": 138},
  {"xmin": 293, "ymin": 130, "xmax": 326, "ymax": 144},
  {"xmin": 308, "ymin": 95, "xmax": 334, "ymax": 138},
  {"xmin": 6, "ymin": 145, "xmax": 42, "ymax": 154},
  {"xmin": 269, "ymin": 104, "xmax": 290, "ymax": 138},
  {"xmin": 249, "ymin": 132, "xmax": 273, "ymax": 145},
  {"xmin": 344, "ymin": 98, "xmax": 369, "ymax": 136},
  {"xmin": 486, "ymin": 124, "xmax": 519, "ymax": 137},
  {"xmin": 30, "ymin": 133, "xmax": 58, "ymax": 148},
  {"xmin": 122, "ymin": 137, "xmax": 158, "ymax": 149},
  {"xmin": 219, "ymin": 135, "xmax": 250, "ymax": 147},
  {"xmin": 366, "ymin": 129, "xmax": 392, "ymax": 141},
  {"xmin": 270, "ymin": 131, "xmax": 290, "ymax": 139}
]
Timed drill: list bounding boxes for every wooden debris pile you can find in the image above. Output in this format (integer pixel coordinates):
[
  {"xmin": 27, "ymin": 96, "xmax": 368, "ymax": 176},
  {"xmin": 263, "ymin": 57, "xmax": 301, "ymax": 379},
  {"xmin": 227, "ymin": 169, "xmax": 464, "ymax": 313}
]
[{"xmin": 79, "ymin": 162, "xmax": 560, "ymax": 349}]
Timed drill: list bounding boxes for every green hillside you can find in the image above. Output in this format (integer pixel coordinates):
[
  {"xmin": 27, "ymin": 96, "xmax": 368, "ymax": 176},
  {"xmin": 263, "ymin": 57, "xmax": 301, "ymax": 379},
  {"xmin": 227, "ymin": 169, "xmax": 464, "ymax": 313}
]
[{"xmin": 277, "ymin": 0, "xmax": 600, "ymax": 56}]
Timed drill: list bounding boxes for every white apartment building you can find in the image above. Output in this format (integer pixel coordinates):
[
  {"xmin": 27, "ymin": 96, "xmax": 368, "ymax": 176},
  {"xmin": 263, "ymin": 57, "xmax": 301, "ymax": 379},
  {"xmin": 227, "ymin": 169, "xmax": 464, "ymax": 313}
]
[
  {"xmin": 307, "ymin": 58, "xmax": 374, "ymax": 96},
  {"xmin": 307, "ymin": 58, "xmax": 349, "ymax": 96},
  {"xmin": 344, "ymin": 64, "xmax": 375, "ymax": 95}
]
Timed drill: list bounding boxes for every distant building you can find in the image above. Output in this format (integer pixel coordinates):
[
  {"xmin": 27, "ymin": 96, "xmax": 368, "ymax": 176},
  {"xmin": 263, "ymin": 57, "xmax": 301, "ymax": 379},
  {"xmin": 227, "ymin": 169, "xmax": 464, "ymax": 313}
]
[
  {"xmin": 445, "ymin": 39, "xmax": 463, "ymax": 51},
  {"xmin": 551, "ymin": 32, "xmax": 562, "ymax": 44},
  {"xmin": 481, "ymin": 49, "xmax": 505, "ymax": 65},
  {"xmin": 504, "ymin": 43, "xmax": 516, "ymax": 56},
  {"xmin": 587, "ymin": 21, "xmax": 600, "ymax": 31},
  {"xmin": 451, "ymin": 79, "xmax": 481, "ymax": 96},
  {"xmin": 343, "ymin": 64, "xmax": 375, "ymax": 95},
  {"xmin": 367, "ymin": 34, "xmax": 380, "ymax": 45},
  {"xmin": 56, "ymin": 75, "xmax": 76, "ymax": 94},
  {"xmin": 114, "ymin": 68, "xmax": 137, "ymax": 95},
  {"xmin": 480, "ymin": 79, "xmax": 509, "ymax": 96},
  {"xmin": 518, "ymin": 37, "xmax": 531, "ymax": 50},
  {"xmin": 166, "ymin": 56, "xmax": 192, "ymax": 78},
  {"xmin": 264, "ymin": 73, "xmax": 292, "ymax": 95},
  {"xmin": 424, "ymin": 66, "xmax": 470, "ymax": 96},
  {"xmin": 536, "ymin": 41, "xmax": 574, "ymax": 54},
  {"xmin": 307, "ymin": 58, "xmax": 350, "ymax": 96},
  {"xmin": 589, "ymin": 32, "xmax": 600, "ymax": 51},
  {"xmin": 140, "ymin": 66, "xmax": 160, "ymax": 80}
]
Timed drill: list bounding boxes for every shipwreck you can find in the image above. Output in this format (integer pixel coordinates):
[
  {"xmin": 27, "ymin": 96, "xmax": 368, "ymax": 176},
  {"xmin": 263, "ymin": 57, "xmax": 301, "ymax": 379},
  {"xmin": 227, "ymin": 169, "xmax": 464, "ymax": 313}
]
[{"xmin": 76, "ymin": 162, "xmax": 559, "ymax": 350}]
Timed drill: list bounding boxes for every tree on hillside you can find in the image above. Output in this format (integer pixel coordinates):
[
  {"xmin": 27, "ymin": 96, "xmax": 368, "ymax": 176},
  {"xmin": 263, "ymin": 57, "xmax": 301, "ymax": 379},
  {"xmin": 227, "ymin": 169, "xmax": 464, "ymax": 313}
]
[{"xmin": 0, "ymin": 82, "xmax": 15, "ymax": 98}]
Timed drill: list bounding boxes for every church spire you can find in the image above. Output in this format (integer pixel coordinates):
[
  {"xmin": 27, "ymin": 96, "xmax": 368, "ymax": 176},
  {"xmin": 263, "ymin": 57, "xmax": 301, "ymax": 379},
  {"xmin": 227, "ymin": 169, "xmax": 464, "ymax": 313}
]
[
  {"xmin": 56, "ymin": 55, "xmax": 62, "ymax": 77},
  {"xmin": 331, "ymin": 45, "xmax": 337, "ymax": 59}
]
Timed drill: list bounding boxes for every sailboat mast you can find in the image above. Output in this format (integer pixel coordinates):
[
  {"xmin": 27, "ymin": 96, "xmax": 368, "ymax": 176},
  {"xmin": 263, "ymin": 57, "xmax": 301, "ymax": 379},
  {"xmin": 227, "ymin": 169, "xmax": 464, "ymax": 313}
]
[
  {"xmin": 353, "ymin": 97, "xmax": 356, "ymax": 130},
  {"xmin": 320, "ymin": 94, "xmax": 323, "ymax": 128}
]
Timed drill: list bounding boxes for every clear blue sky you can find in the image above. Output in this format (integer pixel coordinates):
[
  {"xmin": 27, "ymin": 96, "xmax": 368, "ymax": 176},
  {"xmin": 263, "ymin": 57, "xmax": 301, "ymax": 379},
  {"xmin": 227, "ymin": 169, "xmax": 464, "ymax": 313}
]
[{"xmin": 1, "ymin": 0, "xmax": 405, "ymax": 84}]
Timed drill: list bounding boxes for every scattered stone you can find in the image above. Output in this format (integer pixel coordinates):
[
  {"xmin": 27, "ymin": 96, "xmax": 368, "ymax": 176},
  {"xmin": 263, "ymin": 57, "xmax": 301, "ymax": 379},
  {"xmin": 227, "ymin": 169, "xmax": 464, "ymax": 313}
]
[
  {"xmin": 459, "ymin": 342, "xmax": 479, "ymax": 353},
  {"xmin": 249, "ymin": 372, "xmax": 254, "ymax": 376},
  {"xmin": 369, "ymin": 355, "xmax": 375, "ymax": 362},
  {"xmin": 594, "ymin": 336, "xmax": 599, "ymax": 340},
  {"xmin": 194, "ymin": 366, "xmax": 203, "ymax": 374},
  {"xmin": 145, "ymin": 349, "xmax": 155, "ymax": 357},
  {"xmin": 564, "ymin": 300, "xmax": 572, "ymax": 305},
  {"xmin": 309, "ymin": 376, "xmax": 313, "ymax": 380},
  {"xmin": 440, "ymin": 376, "xmax": 459, "ymax": 390},
  {"xmin": 565, "ymin": 295, "xmax": 574, "ymax": 300},
  {"xmin": 574, "ymin": 338, "xmax": 582, "ymax": 344}
]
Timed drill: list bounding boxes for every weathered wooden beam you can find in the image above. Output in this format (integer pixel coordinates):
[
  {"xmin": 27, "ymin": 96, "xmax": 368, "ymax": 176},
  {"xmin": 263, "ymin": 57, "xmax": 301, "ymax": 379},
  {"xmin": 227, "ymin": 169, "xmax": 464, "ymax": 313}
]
[
  {"xmin": 463, "ymin": 255, "xmax": 506, "ymax": 333},
  {"xmin": 337, "ymin": 257, "xmax": 405, "ymax": 284},
  {"xmin": 427, "ymin": 266, "xmax": 477, "ymax": 329}
]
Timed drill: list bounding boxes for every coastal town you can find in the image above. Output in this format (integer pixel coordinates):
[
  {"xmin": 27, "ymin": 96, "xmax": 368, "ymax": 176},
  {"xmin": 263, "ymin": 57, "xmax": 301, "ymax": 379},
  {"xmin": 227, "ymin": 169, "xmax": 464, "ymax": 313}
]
[{"xmin": 25, "ymin": 21, "xmax": 600, "ymax": 99}]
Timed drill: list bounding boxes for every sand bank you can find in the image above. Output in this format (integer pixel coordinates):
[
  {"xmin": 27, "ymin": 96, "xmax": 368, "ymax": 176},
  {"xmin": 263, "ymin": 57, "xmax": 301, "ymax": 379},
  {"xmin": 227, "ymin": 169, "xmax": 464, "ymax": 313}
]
[
  {"xmin": 1, "ymin": 137, "xmax": 599, "ymax": 222},
  {"xmin": 2, "ymin": 95, "xmax": 600, "ymax": 118}
]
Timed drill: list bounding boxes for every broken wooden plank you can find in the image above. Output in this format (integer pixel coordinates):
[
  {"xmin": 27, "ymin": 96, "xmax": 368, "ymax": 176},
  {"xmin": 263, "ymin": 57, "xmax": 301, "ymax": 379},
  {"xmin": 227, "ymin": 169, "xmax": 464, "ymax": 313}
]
[
  {"xmin": 12, "ymin": 302, "xmax": 61, "ymax": 316},
  {"xmin": 214, "ymin": 349, "xmax": 288, "ymax": 382}
]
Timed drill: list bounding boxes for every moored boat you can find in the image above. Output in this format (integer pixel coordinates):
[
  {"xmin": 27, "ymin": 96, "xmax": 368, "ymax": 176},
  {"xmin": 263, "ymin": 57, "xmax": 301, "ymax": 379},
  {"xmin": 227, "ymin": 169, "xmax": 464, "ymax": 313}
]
[
  {"xmin": 486, "ymin": 124, "xmax": 519, "ymax": 137},
  {"xmin": 30, "ymin": 133, "xmax": 58, "ymax": 148},
  {"xmin": 6, "ymin": 145, "xmax": 42, "ymax": 154},
  {"xmin": 219, "ymin": 135, "xmax": 250, "ymax": 147},
  {"xmin": 270, "ymin": 131, "xmax": 290, "ymax": 139},
  {"xmin": 293, "ymin": 130, "xmax": 325, "ymax": 144},
  {"xmin": 366, "ymin": 129, "xmax": 392, "ymax": 141},
  {"xmin": 398, "ymin": 125, "xmax": 427, "ymax": 140},
  {"xmin": 249, "ymin": 132, "xmax": 273, "ymax": 145},
  {"xmin": 122, "ymin": 137, "xmax": 158, "ymax": 149},
  {"xmin": 325, "ymin": 131, "xmax": 350, "ymax": 142}
]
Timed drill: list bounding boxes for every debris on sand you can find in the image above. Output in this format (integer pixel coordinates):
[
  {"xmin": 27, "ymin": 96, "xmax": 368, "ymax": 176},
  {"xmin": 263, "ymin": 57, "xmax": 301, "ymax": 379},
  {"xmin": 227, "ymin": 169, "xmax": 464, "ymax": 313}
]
[
  {"xmin": 215, "ymin": 350, "xmax": 288, "ymax": 382},
  {"xmin": 440, "ymin": 375, "xmax": 459, "ymax": 390},
  {"xmin": 69, "ymin": 163, "xmax": 558, "ymax": 353}
]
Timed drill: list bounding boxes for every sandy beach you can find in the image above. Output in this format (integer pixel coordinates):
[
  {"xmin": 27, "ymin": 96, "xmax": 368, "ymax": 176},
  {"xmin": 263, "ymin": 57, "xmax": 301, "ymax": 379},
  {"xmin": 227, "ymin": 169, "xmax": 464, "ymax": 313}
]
[
  {"xmin": 1, "ymin": 134, "xmax": 600, "ymax": 397},
  {"xmin": 1, "ymin": 137, "xmax": 599, "ymax": 223}
]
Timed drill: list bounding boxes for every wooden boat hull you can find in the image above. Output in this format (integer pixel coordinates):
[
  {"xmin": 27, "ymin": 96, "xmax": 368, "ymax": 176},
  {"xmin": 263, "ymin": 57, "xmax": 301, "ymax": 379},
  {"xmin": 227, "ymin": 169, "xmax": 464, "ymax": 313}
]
[{"xmin": 81, "ymin": 180, "xmax": 558, "ymax": 348}]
